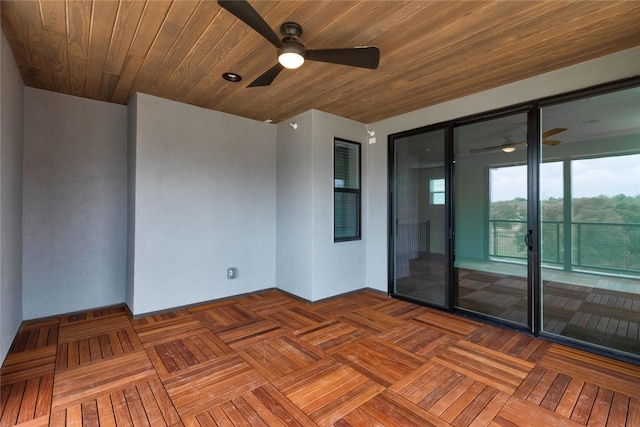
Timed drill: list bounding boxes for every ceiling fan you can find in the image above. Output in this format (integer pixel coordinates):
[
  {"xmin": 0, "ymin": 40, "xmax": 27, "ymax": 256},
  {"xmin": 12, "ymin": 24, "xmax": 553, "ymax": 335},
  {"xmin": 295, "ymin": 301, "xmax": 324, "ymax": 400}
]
[
  {"xmin": 218, "ymin": 0, "xmax": 380, "ymax": 87},
  {"xmin": 471, "ymin": 128, "xmax": 567, "ymax": 154}
]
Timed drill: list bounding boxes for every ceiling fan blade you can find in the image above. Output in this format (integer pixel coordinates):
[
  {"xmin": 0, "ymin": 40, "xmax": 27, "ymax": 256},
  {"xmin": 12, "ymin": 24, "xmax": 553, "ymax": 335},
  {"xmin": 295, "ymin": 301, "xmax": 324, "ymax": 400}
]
[
  {"xmin": 542, "ymin": 127, "xmax": 567, "ymax": 138},
  {"xmin": 247, "ymin": 63, "xmax": 284, "ymax": 87},
  {"xmin": 218, "ymin": 0, "xmax": 284, "ymax": 49},
  {"xmin": 306, "ymin": 47, "xmax": 380, "ymax": 69},
  {"xmin": 470, "ymin": 144, "xmax": 510, "ymax": 154},
  {"xmin": 542, "ymin": 139, "xmax": 562, "ymax": 146},
  {"xmin": 469, "ymin": 140, "xmax": 527, "ymax": 154}
]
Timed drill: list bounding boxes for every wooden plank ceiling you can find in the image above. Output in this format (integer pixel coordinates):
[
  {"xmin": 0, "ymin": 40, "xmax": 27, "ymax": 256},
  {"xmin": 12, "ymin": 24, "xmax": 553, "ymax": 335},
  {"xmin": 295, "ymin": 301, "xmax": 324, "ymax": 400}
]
[{"xmin": 2, "ymin": 0, "xmax": 640, "ymax": 124}]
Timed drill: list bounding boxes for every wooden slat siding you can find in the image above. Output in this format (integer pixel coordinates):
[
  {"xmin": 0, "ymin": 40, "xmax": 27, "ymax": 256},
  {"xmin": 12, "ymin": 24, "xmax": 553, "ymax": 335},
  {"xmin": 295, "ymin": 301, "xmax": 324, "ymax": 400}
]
[
  {"xmin": 65, "ymin": 0, "xmax": 91, "ymax": 96},
  {"xmin": 82, "ymin": 0, "xmax": 119, "ymax": 99},
  {"xmin": 294, "ymin": 320, "xmax": 368, "ymax": 353},
  {"xmin": 198, "ymin": 0, "xmax": 353, "ymax": 116},
  {"xmin": 128, "ymin": 1, "xmax": 199, "ymax": 96},
  {"xmin": 110, "ymin": 0, "xmax": 174, "ymax": 104},
  {"xmin": 0, "ymin": 1, "xmax": 36, "ymax": 86},
  {"xmin": 145, "ymin": 0, "xmax": 233, "ymax": 96},
  {"xmin": 3, "ymin": 2, "xmax": 640, "ymax": 123},
  {"xmin": 171, "ymin": 0, "xmax": 304, "ymax": 103}
]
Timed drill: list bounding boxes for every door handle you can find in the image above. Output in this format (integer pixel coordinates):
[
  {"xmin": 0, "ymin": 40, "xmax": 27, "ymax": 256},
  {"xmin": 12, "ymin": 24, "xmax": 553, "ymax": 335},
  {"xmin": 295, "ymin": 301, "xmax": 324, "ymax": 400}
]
[{"xmin": 524, "ymin": 228, "xmax": 533, "ymax": 251}]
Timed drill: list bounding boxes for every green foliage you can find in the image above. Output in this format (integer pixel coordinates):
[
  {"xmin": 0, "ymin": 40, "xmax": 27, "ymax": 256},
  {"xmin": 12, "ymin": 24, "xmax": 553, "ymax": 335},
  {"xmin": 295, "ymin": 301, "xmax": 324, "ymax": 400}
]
[
  {"xmin": 490, "ymin": 195, "xmax": 640, "ymax": 273},
  {"xmin": 491, "ymin": 195, "xmax": 640, "ymax": 224}
]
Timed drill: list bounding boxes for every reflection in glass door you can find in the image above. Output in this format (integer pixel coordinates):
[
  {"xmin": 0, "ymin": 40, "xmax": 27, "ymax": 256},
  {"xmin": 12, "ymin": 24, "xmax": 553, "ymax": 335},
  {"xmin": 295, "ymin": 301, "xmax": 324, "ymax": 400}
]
[
  {"xmin": 391, "ymin": 128, "xmax": 448, "ymax": 308},
  {"xmin": 540, "ymin": 87, "xmax": 640, "ymax": 355},
  {"xmin": 453, "ymin": 113, "xmax": 530, "ymax": 326}
]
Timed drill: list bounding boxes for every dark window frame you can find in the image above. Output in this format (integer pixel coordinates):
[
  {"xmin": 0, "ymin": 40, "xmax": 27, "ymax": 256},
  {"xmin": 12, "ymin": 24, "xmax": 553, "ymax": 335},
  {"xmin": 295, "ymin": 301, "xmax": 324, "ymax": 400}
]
[{"xmin": 334, "ymin": 138, "xmax": 361, "ymax": 242}]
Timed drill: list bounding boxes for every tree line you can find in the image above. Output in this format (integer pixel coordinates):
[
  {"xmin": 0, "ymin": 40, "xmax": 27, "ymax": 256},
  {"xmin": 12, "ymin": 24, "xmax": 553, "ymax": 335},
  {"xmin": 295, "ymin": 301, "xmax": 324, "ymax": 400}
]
[{"xmin": 491, "ymin": 194, "xmax": 640, "ymax": 224}]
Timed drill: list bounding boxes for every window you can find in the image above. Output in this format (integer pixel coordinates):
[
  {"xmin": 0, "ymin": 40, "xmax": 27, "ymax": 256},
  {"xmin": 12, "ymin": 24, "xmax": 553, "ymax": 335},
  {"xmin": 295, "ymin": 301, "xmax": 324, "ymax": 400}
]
[
  {"xmin": 334, "ymin": 138, "xmax": 361, "ymax": 241},
  {"xmin": 430, "ymin": 178, "xmax": 445, "ymax": 205}
]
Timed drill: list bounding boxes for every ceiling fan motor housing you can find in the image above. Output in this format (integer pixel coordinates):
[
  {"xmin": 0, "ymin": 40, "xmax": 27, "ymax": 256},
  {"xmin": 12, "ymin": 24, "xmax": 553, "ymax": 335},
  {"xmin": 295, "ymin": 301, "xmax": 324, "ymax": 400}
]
[
  {"xmin": 278, "ymin": 39, "xmax": 306, "ymax": 60},
  {"xmin": 280, "ymin": 22, "xmax": 303, "ymax": 37},
  {"xmin": 278, "ymin": 22, "xmax": 306, "ymax": 67}
]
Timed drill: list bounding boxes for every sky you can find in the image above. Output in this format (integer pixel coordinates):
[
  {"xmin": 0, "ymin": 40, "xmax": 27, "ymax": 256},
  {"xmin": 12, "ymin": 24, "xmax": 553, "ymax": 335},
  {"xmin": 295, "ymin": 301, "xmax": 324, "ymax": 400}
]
[{"xmin": 490, "ymin": 153, "xmax": 640, "ymax": 202}]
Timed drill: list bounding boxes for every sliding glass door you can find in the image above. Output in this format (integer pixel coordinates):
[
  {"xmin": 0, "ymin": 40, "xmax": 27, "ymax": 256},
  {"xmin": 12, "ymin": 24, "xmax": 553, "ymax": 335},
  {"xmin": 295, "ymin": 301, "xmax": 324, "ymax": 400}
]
[
  {"xmin": 390, "ymin": 127, "xmax": 448, "ymax": 308},
  {"xmin": 453, "ymin": 112, "xmax": 531, "ymax": 327},
  {"xmin": 389, "ymin": 79, "xmax": 640, "ymax": 360},
  {"xmin": 540, "ymin": 87, "xmax": 640, "ymax": 354}
]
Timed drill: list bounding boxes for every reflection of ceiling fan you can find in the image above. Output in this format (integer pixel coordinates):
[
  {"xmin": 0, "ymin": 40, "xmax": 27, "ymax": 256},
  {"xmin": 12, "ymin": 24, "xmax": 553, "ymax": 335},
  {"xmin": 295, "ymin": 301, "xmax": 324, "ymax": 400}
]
[
  {"xmin": 218, "ymin": 0, "xmax": 380, "ymax": 87},
  {"xmin": 471, "ymin": 128, "xmax": 567, "ymax": 154}
]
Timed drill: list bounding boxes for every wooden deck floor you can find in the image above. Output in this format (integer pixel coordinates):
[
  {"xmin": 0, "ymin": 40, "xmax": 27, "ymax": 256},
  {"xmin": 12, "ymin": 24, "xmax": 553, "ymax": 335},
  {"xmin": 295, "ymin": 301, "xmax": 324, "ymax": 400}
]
[{"xmin": 1, "ymin": 290, "xmax": 639, "ymax": 426}]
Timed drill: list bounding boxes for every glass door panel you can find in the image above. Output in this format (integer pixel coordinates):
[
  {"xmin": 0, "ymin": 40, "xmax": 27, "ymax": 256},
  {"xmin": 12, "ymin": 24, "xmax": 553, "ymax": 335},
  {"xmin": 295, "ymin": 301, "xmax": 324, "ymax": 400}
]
[
  {"xmin": 540, "ymin": 87, "xmax": 640, "ymax": 355},
  {"xmin": 391, "ymin": 128, "xmax": 448, "ymax": 307},
  {"xmin": 454, "ymin": 113, "xmax": 529, "ymax": 326}
]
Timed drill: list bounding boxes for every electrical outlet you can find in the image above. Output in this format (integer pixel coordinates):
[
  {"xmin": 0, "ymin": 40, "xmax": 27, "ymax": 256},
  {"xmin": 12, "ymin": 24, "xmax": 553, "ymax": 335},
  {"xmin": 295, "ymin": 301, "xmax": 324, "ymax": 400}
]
[{"xmin": 227, "ymin": 267, "xmax": 237, "ymax": 279}]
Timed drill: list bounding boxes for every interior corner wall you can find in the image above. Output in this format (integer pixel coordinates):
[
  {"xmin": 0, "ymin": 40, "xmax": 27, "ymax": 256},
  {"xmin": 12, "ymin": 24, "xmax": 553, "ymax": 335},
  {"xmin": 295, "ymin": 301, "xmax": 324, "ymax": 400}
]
[
  {"xmin": 129, "ymin": 94, "xmax": 277, "ymax": 315},
  {"xmin": 365, "ymin": 46, "xmax": 640, "ymax": 293},
  {"xmin": 309, "ymin": 110, "xmax": 367, "ymax": 300},
  {"xmin": 22, "ymin": 88, "xmax": 128, "ymax": 320},
  {"xmin": 125, "ymin": 94, "xmax": 138, "ymax": 310},
  {"xmin": 275, "ymin": 110, "xmax": 367, "ymax": 301},
  {"xmin": 0, "ymin": 28, "xmax": 24, "ymax": 363},
  {"xmin": 275, "ymin": 111, "xmax": 314, "ymax": 300}
]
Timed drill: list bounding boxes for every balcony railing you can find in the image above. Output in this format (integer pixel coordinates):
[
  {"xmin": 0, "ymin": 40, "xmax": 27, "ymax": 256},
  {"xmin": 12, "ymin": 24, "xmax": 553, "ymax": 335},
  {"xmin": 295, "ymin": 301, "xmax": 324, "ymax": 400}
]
[{"xmin": 489, "ymin": 219, "xmax": 640, "ymax": 275}]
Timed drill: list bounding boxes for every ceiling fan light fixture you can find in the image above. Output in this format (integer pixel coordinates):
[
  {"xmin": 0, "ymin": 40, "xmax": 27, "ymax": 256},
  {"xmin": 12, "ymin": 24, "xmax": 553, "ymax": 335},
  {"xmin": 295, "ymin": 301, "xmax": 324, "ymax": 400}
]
[
  {"xmin": 278, "ymin": 40, "xmax": 305, "ymax": 69},
  {"xmin": 278, "ymin": 52, "xmax": 304, "ymax": 69},
  {"xmin": 502, "ymin": 146, "xmax": 516, "ymax": 153}
]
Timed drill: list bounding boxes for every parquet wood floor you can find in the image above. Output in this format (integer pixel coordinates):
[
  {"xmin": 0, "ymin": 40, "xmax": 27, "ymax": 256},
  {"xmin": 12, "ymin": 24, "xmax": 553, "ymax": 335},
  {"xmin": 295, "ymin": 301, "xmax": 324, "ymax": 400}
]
[{"xmin": 1, "ymin": 290, "xmax": 639, "ymax": 426}]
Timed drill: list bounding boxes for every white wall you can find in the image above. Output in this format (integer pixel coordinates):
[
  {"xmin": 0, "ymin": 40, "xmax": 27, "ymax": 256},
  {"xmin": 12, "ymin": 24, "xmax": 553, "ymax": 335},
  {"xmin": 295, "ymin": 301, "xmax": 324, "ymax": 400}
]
[
  {"xmin": 0, "ymin": 29, "xmax": 24, "ymax": 362},
  {"xmin": 129, "ymin": 94, "xmax": 277, "ymax": 315},
  {"xmin": 126, "ymin": 95, "xmax": 137, "ymax": 310},
  {"xmin": 276, "ymin": 111, "xmax": 314, "ymax": 300},
  {"xmin": 365, "ymin": 47, "xmax": 640, "ymax": 292},
  {"xmin": 22, "ymin": 88, "xmax": 128, "ymax": 319},
  {"xmin": 310, "ymin": 110, "xmax": 367, "ymax": 300},
  {"xmin": 276, "ymin": 110, "xmax": 367, "ymax": 301}
]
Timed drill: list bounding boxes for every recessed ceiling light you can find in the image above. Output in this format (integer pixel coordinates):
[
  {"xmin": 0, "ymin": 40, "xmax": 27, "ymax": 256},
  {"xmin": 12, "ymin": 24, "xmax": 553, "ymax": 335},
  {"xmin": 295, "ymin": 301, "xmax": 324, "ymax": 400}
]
[{"xmin": 222, "ymin": 72, "xmax": 242, "ymax": 82}]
